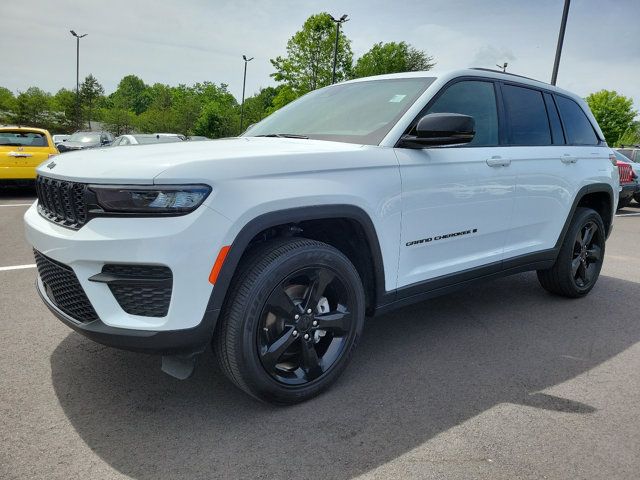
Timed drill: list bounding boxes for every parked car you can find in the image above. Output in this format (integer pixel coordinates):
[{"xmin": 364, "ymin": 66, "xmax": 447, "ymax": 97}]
[
  {"xmin": 111, "ymin": 134, "xmax": 185, "ymax": 146},
  {"xmin": 0, "ymin": 126, "xmax": 58, "ymax": 183},
  {"xmin": 52, "ymin": 134, "xmax": 70, "ymax": 145},
  {"xmin": 25, "ymin": 68, "xmax": 618, "ymax": 404},
  {"xmin": 617, "ymin": 146, "xmax": 640, "ymax": 163},
  {"xmin": 613, "ymin": 150, "xmax": 639, "ymax": 208},
  {"xmin": 56, "ymin": 131, "xmax": 113, "ymax": 152}
]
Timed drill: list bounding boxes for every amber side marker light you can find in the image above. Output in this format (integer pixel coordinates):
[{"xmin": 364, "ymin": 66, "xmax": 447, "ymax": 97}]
[{"xmin": 209, "ymin": 245, "xmax": 231, "ymax": 285}]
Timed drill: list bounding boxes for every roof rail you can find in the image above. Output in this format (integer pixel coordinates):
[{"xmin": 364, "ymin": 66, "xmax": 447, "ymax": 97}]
[{"xmin": 469, "ymin": 68, "xmax": 546, "ymax": 84}]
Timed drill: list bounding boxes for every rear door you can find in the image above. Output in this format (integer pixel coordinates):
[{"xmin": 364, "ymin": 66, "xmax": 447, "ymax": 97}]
[
  {"xmin": 504, "ymin": 88, "xmax": 607, "ymax": 259},
  {"xmin": 499, "ymin": 84, "xmax": 572, "ymax": 260}
]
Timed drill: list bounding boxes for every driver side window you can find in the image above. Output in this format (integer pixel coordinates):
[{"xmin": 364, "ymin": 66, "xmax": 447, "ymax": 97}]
[{"xmin": 427, "ymin": 80, "xmax": 498, "ymax": 146}]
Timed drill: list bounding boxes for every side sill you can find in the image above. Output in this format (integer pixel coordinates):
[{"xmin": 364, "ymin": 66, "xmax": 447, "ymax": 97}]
[{"xmin": 374, "ymin": 250, "xmax": 557, "ymax": 317}]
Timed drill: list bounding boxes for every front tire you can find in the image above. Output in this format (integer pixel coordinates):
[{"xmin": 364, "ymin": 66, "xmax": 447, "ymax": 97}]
[
  {"xmin": 214, "ymin": 238, "xmax": 365, "ymax": 404},
  {"xmin": 537, "ymin": 207, "xmax": 606, "ymax": 298}
]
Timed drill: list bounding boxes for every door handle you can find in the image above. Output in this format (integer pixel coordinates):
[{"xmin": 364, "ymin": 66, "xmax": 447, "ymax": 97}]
[
  {"xmin": 561, "ymin": 155, "xmax": 577, "ymax": 164},
  {"xmin": 486, "ymin": 156, "xmax": 511, "ymax": 167}
]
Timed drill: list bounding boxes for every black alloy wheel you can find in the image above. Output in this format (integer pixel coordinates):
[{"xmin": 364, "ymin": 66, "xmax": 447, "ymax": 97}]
[
  {"xmin": 258, "ymin": 267, "xmax": 353, "ymax": 385},
  {"xmin": 571, "ymin": 221, "xmax": 602, "ymax": 289},
  {"xmin": 537, "ymin": 207, "xmax": 606, "ymax": 298},
  {"xmin": 214, "ymin": 238, "xmax": 365, "ymax": 404}
]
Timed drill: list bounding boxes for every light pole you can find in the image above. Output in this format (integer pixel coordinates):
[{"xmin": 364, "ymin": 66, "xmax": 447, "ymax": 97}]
[
  {"xmin": 329, "ymin": 14, "xmax": 349, "ymax": 84},
  {"xmin": 551, "ymin": 0, "xmax": 571, "ymax": 85},
  {"xmin": 240, "ymin": 54, "xmax": 254, "ymax": 133},
  {"xmin": 496, "ymin": 62, "xmax": 508, "ymax": 73},
  {"xmin": 70, "ymin": 30, "xmax": 87, "ymax": 128}
]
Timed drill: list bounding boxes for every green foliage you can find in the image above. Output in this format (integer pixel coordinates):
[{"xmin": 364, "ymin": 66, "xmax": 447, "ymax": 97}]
[
  {"xmin": 353, "ymin": 41, "xmax": 435, "ymax": 78},
  {"xmin": 99, "ymin": 107, "xmax": 136, "ymax": 136},
  {"xmin": 51, "ymin": 88, "xmax": 77, "ymax": 132},
  {"xmin": 111, "ymin": 74, "xmax": 150, "ymax": 115},
  {"xmin": 241, "ymin": 86, "xmax": 279, "ymax": 126},
  {"xmin": 270, "ymin": 12, "xmax": 353, "ymax": 99},
  {"xmin": 80, "ymin": 74, "xmax": 105, "ymax": 129},
  {"xmin": 0, "ymin": 87, "xmax": 16, "ymax": 122},
  {"xmin": 12, "ymin": 87, "xmax": 53, "ymax": 128},
  {"xmin": 618, "ymin": 121, "xmax": 640, "ymax": 146},
  {"xmin": 586, "ymin": 90, "xmax": 637, "ymax": 146}
]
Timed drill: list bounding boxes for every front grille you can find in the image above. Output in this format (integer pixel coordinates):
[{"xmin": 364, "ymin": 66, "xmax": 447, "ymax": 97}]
[
  {"xmin": 102, "ymin": 264, "xmax": 173, "ymax": 317},
  {"xmin": 35, "ymin": 176, "xmax": 88, "ymax": 229},
  {"xmin": 34, "ymin": 250, "xmax": 99, "ymax": 323}
]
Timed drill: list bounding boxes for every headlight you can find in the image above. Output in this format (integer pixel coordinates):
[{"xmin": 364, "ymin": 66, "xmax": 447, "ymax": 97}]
[{"xmin": 89, "ymin": 185, "xmax": 211, "ymax": 214}]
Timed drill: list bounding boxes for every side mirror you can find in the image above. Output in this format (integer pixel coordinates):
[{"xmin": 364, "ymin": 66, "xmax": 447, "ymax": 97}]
[{"xmin": 399, "ymin": 113, "xmax": 475, "ymax": 148}]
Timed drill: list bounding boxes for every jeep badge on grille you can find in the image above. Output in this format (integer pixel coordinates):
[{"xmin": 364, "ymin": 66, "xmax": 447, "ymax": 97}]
[{"xmin": 46, "ymin": 161, "xmax": 56, "ymax": 169}]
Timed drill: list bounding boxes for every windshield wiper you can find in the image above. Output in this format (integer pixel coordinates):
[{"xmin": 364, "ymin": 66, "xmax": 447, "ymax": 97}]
[{"xmin": 255, "ymin": 133, "xmax": 309, "ymax": 139}]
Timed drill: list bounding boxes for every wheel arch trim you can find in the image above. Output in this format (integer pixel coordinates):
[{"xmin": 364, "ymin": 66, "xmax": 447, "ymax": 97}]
[
  {"xmin": 202, "ymin": 204, "xmax": 388, "ymax": 329},
  {"xmin": 554, "ymin": 182, "xmax": 614, "ymax": 250}
]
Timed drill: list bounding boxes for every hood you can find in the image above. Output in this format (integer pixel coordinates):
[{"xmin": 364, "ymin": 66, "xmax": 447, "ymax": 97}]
[
  {"xmin": 58, "ymin": 140, "xmax": 101, "ymax": 150},
  {"xmin": 36, "ymin": 137, "xmax": 367, "ymax": 184}
]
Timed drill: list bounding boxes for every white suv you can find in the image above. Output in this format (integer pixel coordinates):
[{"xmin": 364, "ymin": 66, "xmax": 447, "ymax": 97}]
[{"xmin": 25, "ymin": 69, "xmax": 618, "ymax": 404}]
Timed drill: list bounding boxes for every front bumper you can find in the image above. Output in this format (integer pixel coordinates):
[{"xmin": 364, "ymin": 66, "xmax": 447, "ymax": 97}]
[
  {"xmin": 25, "ymin": 201, "xmax": 232, "ymax": 352},
  {"xmin": 36, "ymin": 276, "xmax": 217, "ymax": 354}
]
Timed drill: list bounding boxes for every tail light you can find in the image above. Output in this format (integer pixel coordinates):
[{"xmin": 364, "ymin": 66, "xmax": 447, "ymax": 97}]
[{"xmin": 617, "ymin": 162, "xmax": 633, "ymax": 183}]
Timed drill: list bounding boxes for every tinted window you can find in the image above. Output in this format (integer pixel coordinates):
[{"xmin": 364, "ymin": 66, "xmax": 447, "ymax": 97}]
[
  {"xmin": 427, "ymin": 80, "xmax": 498, "ymax": 146},
  {"xmin": 543, "ymin": 93, "xmax": 565, "ymax": 145},
  {"xmin": 555, "ymin": 96, "xmax": 599, "ymax": 145},
  {"xmin": 0, "ymin": 131, "xmax": 48, "ymax": 147},
  {"xmin": 502, "ymin": 85, "xmax": 551, "ymax": 145}
]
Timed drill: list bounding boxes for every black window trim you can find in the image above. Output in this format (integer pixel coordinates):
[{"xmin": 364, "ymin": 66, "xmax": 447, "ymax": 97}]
[
  {"xmin": 542, "ymin": 92, "xmax": 567, "ymax": 145},
  {"xmin": 396, "ymin": 74, "xmax": 604, "ymax": 149}
]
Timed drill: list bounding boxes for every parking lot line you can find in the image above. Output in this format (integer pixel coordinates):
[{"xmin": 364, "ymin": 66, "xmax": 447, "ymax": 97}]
[
  {"xmin": 616, "ymin": 212, "xmax": 640, "ymax": 217},
  {"xmin": 0, "ymin": 264, "xmax": 36, "ymax": 272},
  {"xmin": 0, "ymin": 203, "xmax": 33, "ymax": 207}
]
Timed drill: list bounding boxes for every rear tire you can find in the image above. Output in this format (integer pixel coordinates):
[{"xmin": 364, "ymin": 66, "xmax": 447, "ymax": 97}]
[
  {"xmin": 633, "ymin": 193, "xmax": 640, "ymax": 205},
  {"xmin": 214, "ymin": 238, "xmax": 365, "ymax": 404},
  {"xmin": 537, "ymin": 207, "xmax": 606, "ymax": 298}
]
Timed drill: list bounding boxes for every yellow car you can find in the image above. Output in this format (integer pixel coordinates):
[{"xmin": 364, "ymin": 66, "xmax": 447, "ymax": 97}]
[{"xmin": 0, "ymin": 126, "xmax": 59, "ymax": 182}]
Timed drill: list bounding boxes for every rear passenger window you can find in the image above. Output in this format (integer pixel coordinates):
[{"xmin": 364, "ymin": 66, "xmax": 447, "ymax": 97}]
[
  {"xmin": 502, "ymin": 85, "xmax": 551, "ymax": 145},
  {"xmin": 555, "ymin": 96, "xmax": 599, "ymax": 145},
  {"xmin": 427, "ymin": 80, "xmax": 498, "ymax": 146}
]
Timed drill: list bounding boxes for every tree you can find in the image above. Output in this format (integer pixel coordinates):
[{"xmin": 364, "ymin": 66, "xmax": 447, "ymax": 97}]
[
  {"xmin": 51, "ymin": 88, "xmax": 77, "ymax": 132},
  {"xmin": 270, "ymin": 13, "xmax": 353, "ymax": 99},
  {"xmin": 586, "ymin": 90, "xmax": 637, "ymax": 146},
  {"xmin": 0, "ymin": 87, "xmax": 16, "ymax": 123},
  {"xmin": 12, "ymin": 87, "xmax": 53, "ymax": 128},
  {"xmin": 353, "ymin": 41, "xmax": 435, "ymax": 78},
  {"xmin": 100, "ymin": 107, "xmax": 136, "ymax": 136},
  {"xmin": 241, "ymin": 86, "xmax": 280, "ymax": 126},
  {"xmin": 111, "ymin": 75, "xmax": 150, "ymax": 115},
  {"xmin": 618, "ymin": 121, "xmax": 640, "ymax": 146},
  {"xmin": 80, "ymin": 74, "xmax": 105, "ymax": 129}
]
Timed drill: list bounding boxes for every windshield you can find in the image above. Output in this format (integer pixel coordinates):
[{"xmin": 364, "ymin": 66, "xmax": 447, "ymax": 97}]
[
  {"xmin": 244, "ymin": 77, "xmax": 435, "ymax": 145},
  {"xmin": 69, "ymin": 132, "xmax": 101, "ymax": 143},
  {"xmin": 0, "ymin": 131, "xmax": 48, "ymax": 147}
]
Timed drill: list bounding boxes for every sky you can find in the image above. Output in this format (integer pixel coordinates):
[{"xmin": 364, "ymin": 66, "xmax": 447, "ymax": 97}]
[{"xmin": 2, "ymin": 0, "xmax": 639, "ymax": 111}]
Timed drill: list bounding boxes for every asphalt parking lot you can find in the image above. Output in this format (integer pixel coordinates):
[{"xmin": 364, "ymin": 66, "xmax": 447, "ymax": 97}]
[{"xmin": 1, "ymin": 186, "xmax": 639, "ymax": 480}]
